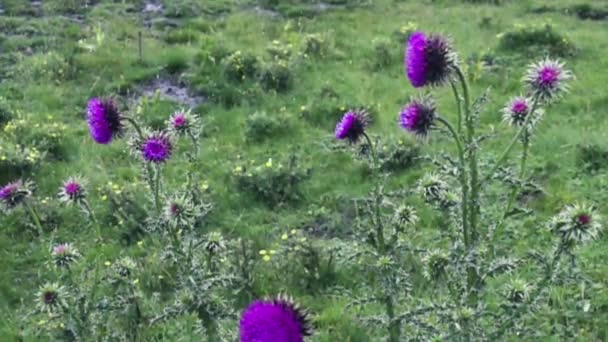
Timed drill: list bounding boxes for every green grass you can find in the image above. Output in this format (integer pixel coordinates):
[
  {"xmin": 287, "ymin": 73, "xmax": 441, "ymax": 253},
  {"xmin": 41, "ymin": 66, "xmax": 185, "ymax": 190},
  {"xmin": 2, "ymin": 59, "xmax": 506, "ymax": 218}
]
[{"xmin": 1, "ymin": 0, "xmax": 608, "ymax": 339}]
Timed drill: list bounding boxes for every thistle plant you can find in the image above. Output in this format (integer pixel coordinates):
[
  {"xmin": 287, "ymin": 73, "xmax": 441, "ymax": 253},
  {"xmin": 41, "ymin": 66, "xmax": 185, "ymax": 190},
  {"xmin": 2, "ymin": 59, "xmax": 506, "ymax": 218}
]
[
  {"xmin": 334, "ymin": 30, "xmax": 600, "ymax": 340},
  {"xmin": 0, "ymin": 179, "xmax": 43, "ymax": 234}
]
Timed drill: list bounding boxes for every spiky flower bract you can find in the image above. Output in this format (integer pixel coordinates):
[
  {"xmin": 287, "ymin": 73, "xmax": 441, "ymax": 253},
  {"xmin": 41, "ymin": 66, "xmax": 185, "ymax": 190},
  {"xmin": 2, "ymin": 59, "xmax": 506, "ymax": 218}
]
[
  {"xmin": 141, "ymin": 131, "xmax": 173, "ymax": 163},
  {"xmin": 550, "ymin": 203, "xmax": 602, "ymax": 245},
  {"xmin": 418, "ymin": 173, "xmax": 449, "ymax": 205},
  {"xmin": 52, "ymin": 243, "xmax": 80, "ymax": 268},
  {"xmin": 168, "ymin": 109, "xmax": 201, "ymax": 137},
  {"xmin": 405, "ymin": 31, "xmax": 457, "ymax": 88},
  {"xmin": 523, "ymin": 58, "xmax": 573, "ymax": 103},
  {"xmin": 86, "ymin": 98, "xmax": 124, "ymax": 144},
  {"xmin": 501, "ymin": 96, "xmax": 544, "ymax": 128},
  {"xmin": 205, "ymin": 231, "xmax": 226, "ymax": 254},
  {"xmin": 504, "ymin": 278, "xmax": 533, "ymax": 304},
  {"xmin": 335, "ymin": 109, "xmax": 369, "ymax": 143},
  {"xmin": 164, "ymin": 194, "xmax": 197, "ymax": 229},
  {"xmin": 58, "ymin": 177, "xmax": 86, "ymax": 204},
  {"xmin": 399, "ymin": 96, "xmax": 437, "ymax": 137},
  {"xmin": 240, "ymin": 295, "xmax": 312, "ymax": 342},
  {"xmin": 0, "ymin": 179, "xmax": 34, "ymax": 210},
  {"xmin": 422, "ymin": 249, "xmax": 449, "ymax": 281},
  {"xmin": 36, "ymin": 283, "xmax": 67, "ymax": 313}
]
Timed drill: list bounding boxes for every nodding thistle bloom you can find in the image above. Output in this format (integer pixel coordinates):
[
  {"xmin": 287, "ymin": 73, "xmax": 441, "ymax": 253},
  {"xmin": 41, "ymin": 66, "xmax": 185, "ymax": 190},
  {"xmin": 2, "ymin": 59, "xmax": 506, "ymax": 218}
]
[
  {"xmin": 168, "ymin": 109, "xmax": 200, "ymax": 137},
  {"xmin": 205, "ymin": 232, "xmax": 226, "ymax": 254},
  {"xmin": 240, "ymin": 295, "xmax": 312, "ymax": 342},
  {"xmin": 140, "ymin": 131, "xmax": 173, "ymax": 163},
  {"xmin": 418, "ymin": 173, "xmax": 449, "ymax": 205},
  {"xmin": 58, "ymin": 177, "xmax": 86, "ymax": 204},
  {"xmin": 523, "ymin": 58, "xmax": 573, "ymax": 103},
  {"xmin": 405, "ymin": 31, "xmax": 457, "ymax": 88},
  {"xmin": 36, "ymin": 283, "xmax": 67, "ymax": 313},
  {"xmin": 504, "ymin": 278, "xmax": 533, "ymax": 304},
  {"xmin": 52, "ymin": 243, "xmax": 80, "ymax": 268},
  {"xmin": 422, "ymin": 249, "xmax": 449, "ymax": 281},
  {"xmin": 0, "ymin": 179, "xmax": 34, "ymax": 210},
  {"xmin": 335, "ymin": 109, "xmax": 370, "ymax": 144},
  {"xmin": 164, "ymin": 194, "xmax": 197, "ymax": 229},
  {"xmin": 87, "ymin": 98, "xmax": 124, "ymax": 144},
  {"xmin": 550, "ymin": 203, "xmax": 602, "ymax": 245},
  {"xmin": 502, "ymin": 96, "xmax": 544, "ymax": 128},
  {"xmin": 399, "ymin": 96, "xmax": 437, "ymax": 137}
]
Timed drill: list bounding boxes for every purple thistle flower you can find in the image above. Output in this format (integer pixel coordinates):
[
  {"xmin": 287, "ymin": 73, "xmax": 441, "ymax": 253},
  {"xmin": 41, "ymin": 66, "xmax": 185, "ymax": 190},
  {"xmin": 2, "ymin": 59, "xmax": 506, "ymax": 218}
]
[
  {"xmin": 523, "ymin": 58, "xmax": 573, "ymax": 103},
  {"xmin": 405, "ymin": 31, "xmax": 457, "ymax": 88},
  {"xmin": 52, "ymin": 243, "xmax": 80, "ymax": 268},
  {"xmin": 335, "ymin": 110, "xmax": 369, "ymax": 143},
  {"xmin": 59, "ymin": 177, "xmax": 86, "ymax": 204},
  {"xmin": 0, "ymin": 180, "xmax": 33, "ymax": 209},
  {"xmin": 399, "ymin": 97, "xmax": 437, "ymax": 137},
  {"xmin": 141, "ymin": 131, "xmax": 173, "ymax": 163},
  {"xmin": 240, "ymin": 295, "xmax": 312, "ymax": 342},
  {"xmin": 167, "ymin": 109, "xmax": 200, "ymax": 137},
  {"xmin": 86, "ymin": 98, "xmax": 124, "ymax": 144},
  {"xmin": 502, "ymin": 96, "xmax": 544, "ymax": 128}
]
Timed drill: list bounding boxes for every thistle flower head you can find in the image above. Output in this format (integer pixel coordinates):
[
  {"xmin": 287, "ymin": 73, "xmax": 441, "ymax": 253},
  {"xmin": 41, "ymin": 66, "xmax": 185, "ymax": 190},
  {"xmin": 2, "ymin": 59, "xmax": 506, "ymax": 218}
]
[
  {"xmin": 205, "ymin": 231, "xmax": 226, "ymax": 254},
  {"xmin": 523, "ymin": 58, "xmax": 573, "ymax": 103},
  {"xmin": 392, "ymin": 205, "xmax": 419, "ymax": 229},
  {"xmin": 502, "ymin": 96, "xmax": 545, "ymax": 133},
  {"xmin": 86, "ymin": 98, "xmax": 124, "ymax": 144},
  {"xmin": 550, "ymin": 203, "xmax": 602, "ymax": 245},
  {"xmin": 399, "ymin": 96, "xmax": 437, "ymax": 137},
  {"xmin": 405, "ymin": 31, "xmax": 457, "ymax": 88},
  {"xmin": 114, "ymin": 257, "xmax": 137, "ymax": 278},
  {"xmin": 0, "ymin": 179, "xmax": 34, "ymax": 209},
  {"xmin": 335, "ymin": 109, "xmax": 370, "ymax": 143},
  {"xmin": 168, "ymin": 109, "xmax": 201, "ymax": 137},
  {"xmin": 141, "ymin": 131, "xmax": 173, "ymax": 163},
  {"xmin": 58, "ymin": 177, "xmax": 86, "ymax": 204},
  {"xmin": 418, "ymin": 173, "xmax": 449, "ymax": 205},
  {"xmin": 36, "ymin": 283, "xmax": 67, "ymax": 313},
  {"xmin": 163, "ymin": 194, "xmax": 199, "ymax": 229},
  {"xmin": 52, "ymin": 243, "xmax": 80, "ymax": 268},
  {"xmin": 240, "ymin": 295, "xmax": 312, "ymax": 342},
  {"xmin": 504, "ymin": 278, "xmax": 533, "ymax": 304},
  {"xmin": 422, "ymin": 249, "xmax": 449, "ymax": 281}
]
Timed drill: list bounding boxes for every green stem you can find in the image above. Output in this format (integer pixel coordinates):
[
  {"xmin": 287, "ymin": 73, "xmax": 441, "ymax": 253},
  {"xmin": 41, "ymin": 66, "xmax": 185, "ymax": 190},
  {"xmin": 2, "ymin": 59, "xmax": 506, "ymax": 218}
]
[
  {"xmin": 386, "ymin": 296, "xmax": 400, "ymax": 342},
  {"xmin": 154, "ymin": 164, "xmax": 162, "ymax": 215},
  {"xmin": 362, "ymin": 132, "xmax": 385, "ymax": 252},
  {"xmin": 81, "ymin": 200, "xmax": 101, "ymax": 240},
  {"xmin": 24, "ymin": 201, "xmax": 43, "ymax": 235},
  {"xmin": 456, "ymin": 67, "xmax": 479, "ymax": 244},
  {"xmin": 436, "ymin": 116, "xmax": 469, "ymax": 247},
  {"xmin": 450, "ymin": 79, "xmax": 463, "ymax": 134},
  {"xmin": 125, "ymin": 116, "xmax": 157, "ymax": 199},
  {"xmin": 482, "ymin": 97, "xmax": 540, "ymax": 185}
]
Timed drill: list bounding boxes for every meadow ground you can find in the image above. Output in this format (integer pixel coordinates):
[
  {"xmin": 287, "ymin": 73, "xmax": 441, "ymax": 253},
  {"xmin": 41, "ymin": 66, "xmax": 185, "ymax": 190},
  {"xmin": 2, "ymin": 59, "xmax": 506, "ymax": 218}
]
[{"xmin": 1, "ymin": 0, "xmax": 608, "ymax": 340}]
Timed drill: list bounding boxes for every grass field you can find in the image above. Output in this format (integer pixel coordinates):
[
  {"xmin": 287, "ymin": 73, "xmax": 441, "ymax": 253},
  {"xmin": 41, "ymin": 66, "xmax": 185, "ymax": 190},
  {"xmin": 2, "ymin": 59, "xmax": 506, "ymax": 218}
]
[{"xmin": 1, "ymin": 0, "xmax": 608, "ymax": 340}]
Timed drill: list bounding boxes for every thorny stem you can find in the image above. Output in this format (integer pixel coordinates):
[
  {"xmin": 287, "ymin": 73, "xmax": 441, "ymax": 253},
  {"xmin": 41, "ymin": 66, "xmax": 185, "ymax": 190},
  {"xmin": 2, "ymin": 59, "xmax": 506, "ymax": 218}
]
[
  {"xmin": 362, "ymin": 132, "xmax": 385, "ymax": 253},
  {"xmin": 456, "ymin": 66, "xmax": 479, "ymax": 244},
  {"xmin": 124, "ymin": 116, "xmax": 157, "ymax": 203},
  {"xmin": 81, "ymin": 199, "xmax": 101, "ymax": 240},
  {"xmin": 24, "ymin": 200, "xmax": 43, "ymax": 235},
  {"xmin": 482, "ymin": 96, "xmax": 540, "ymax": 185},
  {"xmin": 436, "ymin": 116, "xmax": 469, "ymax": 247},
  {"xmin": 450, "ymin": 78, "xmax": 463, "ymax": 134},
  {"xmin": 154, "ymin": 164, "xmax": 162, "ymax": 215},
  {"xmin": 363, "ymin": 132, "xmax": 400, "ymax": 341}
]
